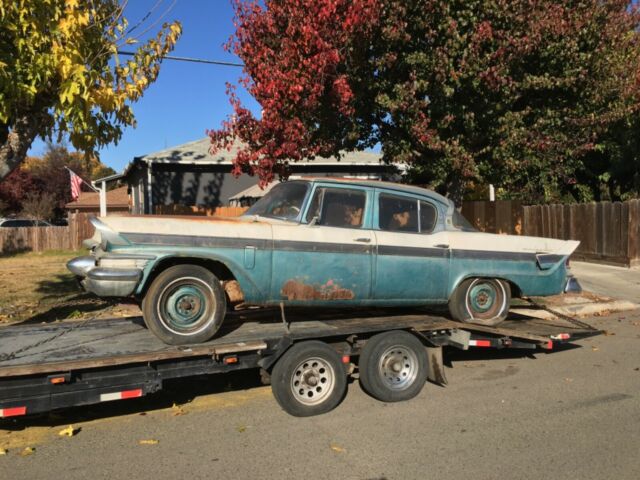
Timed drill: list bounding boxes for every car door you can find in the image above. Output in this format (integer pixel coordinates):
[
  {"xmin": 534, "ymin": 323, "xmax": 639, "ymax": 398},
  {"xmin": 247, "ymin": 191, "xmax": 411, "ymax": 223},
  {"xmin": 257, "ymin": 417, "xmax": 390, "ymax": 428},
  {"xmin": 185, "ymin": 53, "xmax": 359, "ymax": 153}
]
[
  {"xmin": 270, "ymin": 185, "xmax": 373, "ymax": 305},
  {"xmin": 373, "ymin": 191, "xmax": 450, "ymax": 302}
]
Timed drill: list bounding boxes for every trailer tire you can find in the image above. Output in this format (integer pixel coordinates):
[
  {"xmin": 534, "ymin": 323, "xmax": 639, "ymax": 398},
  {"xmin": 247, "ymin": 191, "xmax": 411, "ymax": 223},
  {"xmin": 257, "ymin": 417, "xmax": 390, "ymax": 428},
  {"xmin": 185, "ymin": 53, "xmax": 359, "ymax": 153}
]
[
  {"xmin": 358, "ymin": 330, "xmax": 427, "ymax": 403},
  {"xmin": 271, "ymin": 341, "xmax": 347, "ymax": 417},
  {"xmin": 142, "ymin": 265, "xmax": 226, "ymax": 345},
  {"xmin": 449, "ymin": 278, "xmax": 511, "ymax": 327}
]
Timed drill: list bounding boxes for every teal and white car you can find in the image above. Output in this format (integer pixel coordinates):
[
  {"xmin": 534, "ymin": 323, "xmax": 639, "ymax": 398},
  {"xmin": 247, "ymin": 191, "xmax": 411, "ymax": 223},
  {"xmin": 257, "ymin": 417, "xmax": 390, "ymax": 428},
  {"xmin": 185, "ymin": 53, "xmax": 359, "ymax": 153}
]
[{"xmin": 68, "ymin": 179, "xmax": 580, "ymax": 345}]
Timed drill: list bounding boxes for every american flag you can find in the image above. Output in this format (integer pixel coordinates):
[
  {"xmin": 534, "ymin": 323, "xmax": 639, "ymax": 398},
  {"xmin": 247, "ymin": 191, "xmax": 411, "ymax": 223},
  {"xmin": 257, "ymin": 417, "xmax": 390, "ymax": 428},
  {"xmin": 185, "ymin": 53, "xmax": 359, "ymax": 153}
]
[{"xmin": 69, "ymin": 169, "xmax": 84, "ymax": 201}]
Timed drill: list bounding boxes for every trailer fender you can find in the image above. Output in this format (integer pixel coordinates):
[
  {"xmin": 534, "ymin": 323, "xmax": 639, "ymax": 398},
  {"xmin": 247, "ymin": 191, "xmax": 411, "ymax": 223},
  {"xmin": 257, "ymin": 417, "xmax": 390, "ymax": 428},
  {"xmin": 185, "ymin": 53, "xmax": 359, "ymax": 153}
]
[
  {"xmin": 257, "ymin": 336, "xmax": 293, "ymax": 371},
  {"xmin": 426, "ymin": 346, "xmax": 447, "ymax": 386}
]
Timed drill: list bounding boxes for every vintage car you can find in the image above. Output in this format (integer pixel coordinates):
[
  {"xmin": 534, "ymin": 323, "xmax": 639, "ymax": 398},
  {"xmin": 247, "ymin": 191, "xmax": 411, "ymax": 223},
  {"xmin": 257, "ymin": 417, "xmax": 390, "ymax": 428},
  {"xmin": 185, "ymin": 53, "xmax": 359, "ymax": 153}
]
[{"xmin": 68, "ymin": 178, "xmax": 581, "ymax": 345}]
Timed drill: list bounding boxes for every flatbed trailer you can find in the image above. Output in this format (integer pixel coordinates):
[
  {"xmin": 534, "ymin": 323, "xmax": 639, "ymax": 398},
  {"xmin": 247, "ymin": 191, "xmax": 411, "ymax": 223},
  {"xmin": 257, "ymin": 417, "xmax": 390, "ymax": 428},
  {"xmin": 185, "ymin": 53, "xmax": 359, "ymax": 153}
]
[{"xmin": 0, "ymin": 308, "xmax": 601, "ymax": 417}]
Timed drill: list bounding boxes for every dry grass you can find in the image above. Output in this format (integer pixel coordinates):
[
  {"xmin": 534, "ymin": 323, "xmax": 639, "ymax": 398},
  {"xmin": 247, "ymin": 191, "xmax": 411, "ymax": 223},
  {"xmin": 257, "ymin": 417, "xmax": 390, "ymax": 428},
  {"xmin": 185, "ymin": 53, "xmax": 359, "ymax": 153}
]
[{"xmin": 0, "ymin": 250, "xmax": 138, "ymax": 326}]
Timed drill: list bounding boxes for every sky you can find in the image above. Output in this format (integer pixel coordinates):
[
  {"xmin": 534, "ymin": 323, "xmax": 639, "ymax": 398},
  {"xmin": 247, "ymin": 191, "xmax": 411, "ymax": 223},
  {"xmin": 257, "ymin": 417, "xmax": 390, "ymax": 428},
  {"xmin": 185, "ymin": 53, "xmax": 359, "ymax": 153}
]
[{"xmin": 29, "ymin": 0, "xmax": 260, "ymax": 173}]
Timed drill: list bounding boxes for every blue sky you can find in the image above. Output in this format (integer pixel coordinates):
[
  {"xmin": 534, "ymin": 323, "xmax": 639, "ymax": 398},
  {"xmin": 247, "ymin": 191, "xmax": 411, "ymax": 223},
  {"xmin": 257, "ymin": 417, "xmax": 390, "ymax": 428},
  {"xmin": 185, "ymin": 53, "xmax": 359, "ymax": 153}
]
[{"xmin": 30, "ymin": 0, "xmax": 259, "ymax": 172}]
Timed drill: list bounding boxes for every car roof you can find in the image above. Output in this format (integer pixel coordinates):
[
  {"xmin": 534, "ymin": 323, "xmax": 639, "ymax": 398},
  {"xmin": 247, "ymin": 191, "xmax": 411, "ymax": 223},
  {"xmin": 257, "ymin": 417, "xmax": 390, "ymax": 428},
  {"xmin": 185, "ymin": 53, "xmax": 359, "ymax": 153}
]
[{"xmin": 297, "ymin": 177, "xmax": 453, "ymax": 207}]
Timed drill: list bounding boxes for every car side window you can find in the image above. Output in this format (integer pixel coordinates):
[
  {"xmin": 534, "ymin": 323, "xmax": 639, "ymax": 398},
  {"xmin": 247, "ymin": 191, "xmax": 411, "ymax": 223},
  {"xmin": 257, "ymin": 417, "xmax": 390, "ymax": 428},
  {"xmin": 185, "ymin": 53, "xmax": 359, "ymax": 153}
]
[
  {"xmin": 379, "ymin": 194, "xmax": 419, "ymax": 233},
  {"xmin": 306, "ymin": 187, "xmax": 366, "ymax": 228},
  {"xmin": 419, "ymin": 201, "xmax": 437, "ymax": 233}
]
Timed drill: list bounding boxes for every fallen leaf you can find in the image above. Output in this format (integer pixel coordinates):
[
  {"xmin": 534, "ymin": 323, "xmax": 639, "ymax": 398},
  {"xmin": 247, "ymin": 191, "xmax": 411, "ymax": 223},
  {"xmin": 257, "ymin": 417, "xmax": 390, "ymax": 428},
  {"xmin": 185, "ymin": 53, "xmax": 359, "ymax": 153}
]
[
  {"xmin": 592, "ymin": 346, "xmax": 600, "ymax": 351},
  {"xmin": 0, "ymin": 448, "xmax": 7, "ymax": 455},
  {"xmin": 603, "ymin": 331, "xmax": 615, "ymax": 336},
  {"xmin": 565, "ymin": 378, "xmax": 573, "ymax": 383},
  {"xmin": 171, "ymin": 403, "xmax": 186, "ymax": 416},
  {"xmin": 58, "ymin": 425, "xmax": 77, "ymax": 437},
  {"xmin": 139, "ymin": 439, "xmax": 159, "ymax": 445},
  {"xmin": 237, "ymin": 426, "xmax": 246, "ymax": 433},
  {"xmin": 330, "ymin": 443, "xmax": 345, "ymax": 453},
  {"xmin": 19, "ymin": 447, "xmax": 35, "ymax": 456}
]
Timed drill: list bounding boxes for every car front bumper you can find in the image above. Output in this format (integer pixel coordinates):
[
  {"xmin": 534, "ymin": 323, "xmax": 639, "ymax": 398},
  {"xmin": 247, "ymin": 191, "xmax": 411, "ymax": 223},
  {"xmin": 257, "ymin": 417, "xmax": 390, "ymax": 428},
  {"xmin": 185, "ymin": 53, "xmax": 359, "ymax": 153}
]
[{"xmin": 67, "ymin": 255, "xmax": 143, "ymax": 297}]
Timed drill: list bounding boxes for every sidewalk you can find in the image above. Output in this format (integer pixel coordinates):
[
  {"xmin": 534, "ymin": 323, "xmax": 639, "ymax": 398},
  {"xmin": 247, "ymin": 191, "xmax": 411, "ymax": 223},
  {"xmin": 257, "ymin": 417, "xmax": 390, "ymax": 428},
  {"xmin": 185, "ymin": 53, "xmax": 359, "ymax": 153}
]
[{"xmin": 570, "ymin": 261, "xmax": 640, "ymax": 302}]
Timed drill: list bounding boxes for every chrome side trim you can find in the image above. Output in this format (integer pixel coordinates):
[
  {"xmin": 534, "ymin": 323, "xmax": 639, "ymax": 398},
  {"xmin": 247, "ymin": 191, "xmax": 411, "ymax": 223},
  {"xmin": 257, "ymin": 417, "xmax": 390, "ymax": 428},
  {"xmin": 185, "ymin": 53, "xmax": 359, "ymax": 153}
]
[{"xmin": 86, "ymin": 268, "xmax": 142, "ymax": 283}]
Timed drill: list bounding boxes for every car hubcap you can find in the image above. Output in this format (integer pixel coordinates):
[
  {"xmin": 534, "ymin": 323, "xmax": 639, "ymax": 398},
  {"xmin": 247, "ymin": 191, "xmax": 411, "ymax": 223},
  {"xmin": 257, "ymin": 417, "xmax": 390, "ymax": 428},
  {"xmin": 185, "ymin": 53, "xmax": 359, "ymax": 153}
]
[
  {"xmin": 465, "ymin": 279, "xmax": 505, "ymax": 320},
  {"xmin": 469, "ymin": 283, "xmax": 497, "ymax": 313},
  {"xmin": 159, "ymin": 279, "xmax": 213, "ymax": 333},
  {"xmin": 378, "ymin": 346, "xmax": 419, "ymax": 390},
  {"xmin": 290, "ymin": 357, "xmax": 335, "ymax": 405}
]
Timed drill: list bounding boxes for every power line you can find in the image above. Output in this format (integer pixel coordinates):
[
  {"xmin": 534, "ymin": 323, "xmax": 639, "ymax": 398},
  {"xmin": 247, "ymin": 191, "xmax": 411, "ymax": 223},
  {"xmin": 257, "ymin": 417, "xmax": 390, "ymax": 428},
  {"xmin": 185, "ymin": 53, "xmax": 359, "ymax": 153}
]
[{"xmin": 117, "ymin": 50, "xmax": 244, "ymax": 67}]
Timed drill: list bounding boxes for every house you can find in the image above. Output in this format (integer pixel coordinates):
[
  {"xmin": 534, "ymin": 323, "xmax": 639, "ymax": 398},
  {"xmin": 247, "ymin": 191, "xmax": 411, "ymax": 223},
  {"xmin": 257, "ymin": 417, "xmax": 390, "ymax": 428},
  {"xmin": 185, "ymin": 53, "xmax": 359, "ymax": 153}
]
[
  {"xmin": 119, "ymin": 138, "xmax": 399, "ymax": 214},
  {"xmin": 65, "ymin": 186, "xmax": 130, "ymax": 215}
]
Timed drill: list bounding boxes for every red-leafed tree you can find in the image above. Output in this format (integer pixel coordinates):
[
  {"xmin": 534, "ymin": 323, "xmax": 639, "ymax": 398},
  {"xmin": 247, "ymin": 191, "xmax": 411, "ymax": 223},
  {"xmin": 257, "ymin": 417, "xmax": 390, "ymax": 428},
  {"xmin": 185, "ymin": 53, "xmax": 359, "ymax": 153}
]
[{"xmin": 211, "ymin": 0, "xmax": 640, "ymax": 204}]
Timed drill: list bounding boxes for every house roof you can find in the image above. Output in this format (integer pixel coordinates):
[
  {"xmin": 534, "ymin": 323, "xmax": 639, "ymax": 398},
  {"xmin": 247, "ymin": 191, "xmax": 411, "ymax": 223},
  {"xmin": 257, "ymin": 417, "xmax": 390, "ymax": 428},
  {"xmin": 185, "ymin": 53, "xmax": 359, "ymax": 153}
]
[
  {"xmin": 65, "ymin": 186, "xmax": 129, "ymax": 209},
  {"xmin": 123, "ymin": 138, "xmax": 389, "ymax": 176}
]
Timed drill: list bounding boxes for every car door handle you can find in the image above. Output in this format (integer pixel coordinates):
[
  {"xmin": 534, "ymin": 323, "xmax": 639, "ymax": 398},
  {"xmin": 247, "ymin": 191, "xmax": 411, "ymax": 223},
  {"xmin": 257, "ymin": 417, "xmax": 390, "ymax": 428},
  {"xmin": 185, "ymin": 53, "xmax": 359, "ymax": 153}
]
[
  {"xmin": 354, "ymin": 237, "xmax": 371, "ymax": 243},
  {"xmin": 435, "ymin": 244, "xmax": 449, "ymax": 249}
]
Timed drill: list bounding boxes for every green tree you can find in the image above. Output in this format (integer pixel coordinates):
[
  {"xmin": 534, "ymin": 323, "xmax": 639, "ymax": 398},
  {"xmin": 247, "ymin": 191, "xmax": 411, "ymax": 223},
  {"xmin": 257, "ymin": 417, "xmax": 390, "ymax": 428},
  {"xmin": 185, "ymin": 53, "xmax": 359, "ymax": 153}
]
[
  {"xmin": 213, "ymin": 0, "xmax": 640, "ymax": 204},
  {"xmin": 0, "ymin": 0, "xmax": 182, "ymax": 180}
]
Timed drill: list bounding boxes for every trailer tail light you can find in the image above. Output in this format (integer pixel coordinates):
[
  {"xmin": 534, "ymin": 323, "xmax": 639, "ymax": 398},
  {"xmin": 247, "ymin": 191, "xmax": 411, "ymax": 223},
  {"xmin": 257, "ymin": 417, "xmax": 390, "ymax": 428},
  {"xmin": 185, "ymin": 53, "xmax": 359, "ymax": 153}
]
[
  {"xmin": 551, "ymin": 333, "xmax": 571, "ymax": 341},
  {"xmin": 469, "ymin": 340, "xmax": 491, "ymax": 347},
  {"xmin": 342, "ymin": 355, "xmax": 350, "ymax": 364},
  {"xmin": 50, "ymin": 376, "xmax": 66, "ymax": 384},
  {"xmin": 0, "ymin": 406, "xmax": 27, "ymax": 418},
  {"xmin": 99, "ymin": 389, "xmax": 143, "ymax": 402},
  {"xmin": 223, "ymin": 355, "xmax": 238, "ymax": 365}
]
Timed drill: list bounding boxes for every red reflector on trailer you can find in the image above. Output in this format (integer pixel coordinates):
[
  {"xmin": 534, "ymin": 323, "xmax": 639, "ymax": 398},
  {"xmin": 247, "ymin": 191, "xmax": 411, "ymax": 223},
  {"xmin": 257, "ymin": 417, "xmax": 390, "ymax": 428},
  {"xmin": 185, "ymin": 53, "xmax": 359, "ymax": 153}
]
[
  {"xmin": 223, "ymin": 356, "xmax": 238, "ymax": 365},
  {"xmin": 342, "ymin": 355, "xmax": 350, "ymax": 364},
  {"xmin": 50, "ymin": 377, "xmax": 66, "ymax": 384},
  {"xmin": 100, "ymin": 389, "xmax": 143, "ymax": 402},
  {"xmin": 546, "ymin": 340, "xmax": 553, "ymax": 349},
  {"xmin": 469, "ymin": 340, "xmax": 491, "ymax": 347},
  {"xmin": 0, "ymin": 406, "xmax": 27, "ymax": 418}
]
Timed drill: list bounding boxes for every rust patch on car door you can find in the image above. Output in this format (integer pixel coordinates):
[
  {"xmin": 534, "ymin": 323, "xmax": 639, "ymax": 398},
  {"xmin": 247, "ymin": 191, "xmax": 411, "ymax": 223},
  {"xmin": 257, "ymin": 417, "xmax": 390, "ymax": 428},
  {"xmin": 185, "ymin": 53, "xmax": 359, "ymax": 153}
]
[{"xmin": 281, "ymin": 279, "xmax": 355, "ymax": 301}]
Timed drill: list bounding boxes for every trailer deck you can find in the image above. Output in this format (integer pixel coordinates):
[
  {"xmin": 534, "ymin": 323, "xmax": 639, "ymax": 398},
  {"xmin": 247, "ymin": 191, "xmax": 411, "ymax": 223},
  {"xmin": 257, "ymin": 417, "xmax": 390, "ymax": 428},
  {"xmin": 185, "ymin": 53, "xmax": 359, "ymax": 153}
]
[{"xmin": 0, "ymin": 308, "xmax": 601, "ymax": 418}]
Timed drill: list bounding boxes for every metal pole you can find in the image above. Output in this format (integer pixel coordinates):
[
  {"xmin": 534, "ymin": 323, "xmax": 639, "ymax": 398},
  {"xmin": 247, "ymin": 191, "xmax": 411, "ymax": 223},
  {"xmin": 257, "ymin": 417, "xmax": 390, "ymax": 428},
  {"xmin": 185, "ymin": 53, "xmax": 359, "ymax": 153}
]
[
  {"xmin": 146, "ymin": 161, "xmax": 153, "ymax": 214},
  {"xmin": 99, "ymin": 181, "xmax": 107, "ymax": 217}
]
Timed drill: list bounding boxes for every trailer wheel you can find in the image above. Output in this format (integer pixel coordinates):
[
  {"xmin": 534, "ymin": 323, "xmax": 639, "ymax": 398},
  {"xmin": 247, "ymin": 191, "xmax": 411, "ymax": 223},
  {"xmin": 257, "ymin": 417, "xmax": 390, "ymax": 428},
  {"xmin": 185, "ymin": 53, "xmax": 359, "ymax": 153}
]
[
  {"xmin": 449, "ymin": 278, "xmax": 511, "ymax": 327},
  {"xmin": 358, "ymin": 330, "xmax": 428, "ymax": 403},
  {"xmin": 142, "ymin": 265, "xmax": 226, "ymax": 345},
  {"xmin": 271, "ymin": 341, "xmax": 347, "ymax": 417}
]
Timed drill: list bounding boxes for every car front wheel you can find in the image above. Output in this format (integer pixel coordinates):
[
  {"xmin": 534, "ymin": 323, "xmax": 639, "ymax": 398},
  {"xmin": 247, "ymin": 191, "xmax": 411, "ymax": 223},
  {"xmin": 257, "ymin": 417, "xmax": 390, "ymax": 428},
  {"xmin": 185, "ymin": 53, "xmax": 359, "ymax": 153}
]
[
  {"xmin": 142, "ymin": 264, "xmax": 226, "ymax": 345},
  {"xmin": 449, "ymin": 278, "xmax": 511, "ymax": 327}
]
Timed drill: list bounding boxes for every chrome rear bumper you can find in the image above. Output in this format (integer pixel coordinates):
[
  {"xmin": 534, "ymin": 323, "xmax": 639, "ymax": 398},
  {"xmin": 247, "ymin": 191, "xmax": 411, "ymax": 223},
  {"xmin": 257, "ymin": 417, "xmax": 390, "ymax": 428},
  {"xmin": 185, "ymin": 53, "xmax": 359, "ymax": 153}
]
[{"xmin": 564, "ymin": 275, "xmax": 582, "ymax": 293}]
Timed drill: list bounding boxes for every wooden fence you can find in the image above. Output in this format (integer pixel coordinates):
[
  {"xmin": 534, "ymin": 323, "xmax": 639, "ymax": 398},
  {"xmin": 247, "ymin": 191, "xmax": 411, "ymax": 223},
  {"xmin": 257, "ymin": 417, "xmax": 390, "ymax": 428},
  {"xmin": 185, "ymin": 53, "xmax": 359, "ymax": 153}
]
[
  {"xmin": 0, "ymin": 213, "xmax": 96, "ymax": 255},
  {"xmin": 523, "ymin": 200, "xmax": 640, "ymax": 267},
  {"xmin": 461, "ymin": 200, "xmax": 523, "ymax": 235},
  {"xmin": 155, "ymin": 205, "xmax": 249, "ymax": 217}
]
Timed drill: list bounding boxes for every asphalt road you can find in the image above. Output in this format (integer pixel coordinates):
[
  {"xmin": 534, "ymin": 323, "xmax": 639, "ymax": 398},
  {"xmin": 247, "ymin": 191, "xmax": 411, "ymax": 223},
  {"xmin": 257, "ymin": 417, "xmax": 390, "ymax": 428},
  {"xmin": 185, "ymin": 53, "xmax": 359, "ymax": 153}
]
[
  {"xmin": 1, "ymin": 308, "xmax": 639, "ymax": 480},
  {"xmin": 570, "ymin": 262, "xmax": 640, "ymax": 302}
]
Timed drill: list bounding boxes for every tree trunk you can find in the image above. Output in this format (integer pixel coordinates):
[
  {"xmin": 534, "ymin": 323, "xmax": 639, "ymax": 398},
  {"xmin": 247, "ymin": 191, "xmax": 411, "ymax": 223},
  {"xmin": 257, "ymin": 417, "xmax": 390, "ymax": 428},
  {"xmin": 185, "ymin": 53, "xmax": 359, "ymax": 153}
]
[{"xmin": 0, "ymin": 115, "xmax": 41, "ymax": 180}]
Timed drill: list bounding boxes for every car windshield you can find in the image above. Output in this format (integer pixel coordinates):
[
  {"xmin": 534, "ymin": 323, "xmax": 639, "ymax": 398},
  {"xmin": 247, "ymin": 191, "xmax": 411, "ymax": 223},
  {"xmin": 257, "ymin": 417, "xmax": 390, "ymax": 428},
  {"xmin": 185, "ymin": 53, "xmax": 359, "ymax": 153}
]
[
  {"xmin": 452, "ymin": 210, "xmax": 477, "ymax": 231},
  {"xmin": 245, "ymin": 181, "xmax": 309, "ymax": 221}
]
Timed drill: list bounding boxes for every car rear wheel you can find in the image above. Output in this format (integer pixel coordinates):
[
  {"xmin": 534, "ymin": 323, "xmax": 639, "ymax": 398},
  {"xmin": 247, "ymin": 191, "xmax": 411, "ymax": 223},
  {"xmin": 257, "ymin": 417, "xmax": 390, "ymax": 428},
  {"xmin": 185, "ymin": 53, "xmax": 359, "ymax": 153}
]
[
  {"xmin": 142, "ymin": 265, "xmax": 226, "ymax": 345},
  {"xmin": 449, "ymin": 278, "xmax": 511, "ymax": 327},
  {"xmin": 358, "ymin": 330, "xmax": 428, "ymax": 403},
  {"xmin": 271, "ymin": 341, "xmax": 347, "ymax": 417}
]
